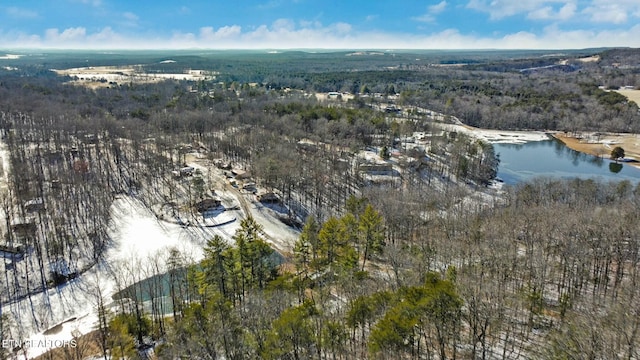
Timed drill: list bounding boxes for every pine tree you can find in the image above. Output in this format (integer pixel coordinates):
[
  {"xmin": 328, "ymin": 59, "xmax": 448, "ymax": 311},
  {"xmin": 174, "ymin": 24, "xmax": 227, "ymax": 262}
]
[{"xmin": 359, "ymin": 204, "xmax": 386, "ymax": 271}]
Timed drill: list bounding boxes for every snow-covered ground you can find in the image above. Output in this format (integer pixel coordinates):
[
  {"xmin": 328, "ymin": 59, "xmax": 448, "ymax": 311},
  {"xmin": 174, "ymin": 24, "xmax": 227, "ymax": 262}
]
[
  {"xmin": 0, "ymin": 54, "xmax": 22, "ymax": 60},
  {"xmin": 7, "ymin": 196, "xmax": 239, "ymax": 359},
  {"xmin": 440, "ymin": 123, "xmax": 550, "ymax": 144},
  {"xmin": 51, "ymin": 66, "xmax": 213, "ymax": 85},
  {"xmin": 0, "ymin": 138, "xmax": 9, "ymax": 190}
]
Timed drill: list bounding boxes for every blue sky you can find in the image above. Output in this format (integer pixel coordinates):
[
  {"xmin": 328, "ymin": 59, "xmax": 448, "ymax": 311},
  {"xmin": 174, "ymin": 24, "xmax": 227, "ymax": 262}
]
[{"xmin": 1, "ymin": 0, "xmax": 640, "ymax": 49}]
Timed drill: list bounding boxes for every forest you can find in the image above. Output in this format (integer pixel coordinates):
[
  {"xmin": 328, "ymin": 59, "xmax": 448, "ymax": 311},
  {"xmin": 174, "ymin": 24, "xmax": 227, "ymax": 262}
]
[{"xmin": 0, "ymin": 48, "xmax": 639, "ymax": 359}]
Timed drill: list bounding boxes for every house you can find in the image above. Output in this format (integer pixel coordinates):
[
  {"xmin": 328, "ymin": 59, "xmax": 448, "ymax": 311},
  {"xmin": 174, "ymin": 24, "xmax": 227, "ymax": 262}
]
[
  {"xmin": 24, "ymin": 198, "xmax": 44, "ymax": 212},
  {"xmin": 45, "ymin": 151, "xmax": 64, "ymax": 165},
  {"xmin": 242, "ymin": 182, "xmax": 257, "ymax": 193},
  {"xmin": 215, "ymin": 159, "xmax": 231, "ymax": 170},
  {"xmin": 0, "ymin": 242, "xmax": 25, "ymax": 259},
  {"xmin": 180, "ymin": 166, "xmax": 195, "ymax": 176},
  {"xmin": 385, "ymin": 105, "xmax": 401, "ymax": 113},
  {"xmin": 51, "ymin": 179, "xmax": 61, "ymax": 190},
  {"xmin": 173, "ymin": 166, "xmax": 195, "ymax": 178},
  {"xmin": 231, "ymin": 168, "xmax": 251, "ymax": 180},
  {"xmin": 257, "ymin": 191, "xmax": 280, "ymax": 203},
  {"xmin": 73, "ymin": 159, "xmax": 89, "ymax": 174},
  {"xmin": 358, "ymin": 163, "xmax": 394, "ymax": 175},
  {"xmin": 11, "ymin": 221, "xmax": 37, "ymax": 238},
  {"xmin": 194, "ymin": 198, "xmax": 221, "ymax": 212}
]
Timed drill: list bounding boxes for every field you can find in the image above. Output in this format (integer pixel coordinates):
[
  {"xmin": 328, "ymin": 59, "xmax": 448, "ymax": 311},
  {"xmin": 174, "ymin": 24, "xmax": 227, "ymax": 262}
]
[{"xmin": 52, "ymin": 65, "xmax": 214, "ymax": 88}]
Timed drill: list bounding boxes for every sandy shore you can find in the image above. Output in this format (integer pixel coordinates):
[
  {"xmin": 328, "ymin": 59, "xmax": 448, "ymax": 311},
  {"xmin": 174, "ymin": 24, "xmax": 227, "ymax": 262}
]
[
  {"xmin": 552, "ymin": 132, "xmax": 640, "ymax": 167},
  {"xmin": 442, "ymin": 123, "xmax": 550, "ymax": 144}
]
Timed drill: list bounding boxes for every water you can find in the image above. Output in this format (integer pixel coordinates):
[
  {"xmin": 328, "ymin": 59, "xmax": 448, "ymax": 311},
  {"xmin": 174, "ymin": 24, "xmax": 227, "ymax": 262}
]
[{"xmin": 494, "ymin": 139, "xmax": 640, "ymax": 185}]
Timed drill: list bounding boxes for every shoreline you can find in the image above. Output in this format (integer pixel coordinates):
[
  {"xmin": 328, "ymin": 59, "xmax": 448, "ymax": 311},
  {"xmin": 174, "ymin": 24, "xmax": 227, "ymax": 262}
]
[{"xmin": 551, "ymin": 132, "xmax": 640, "ymax": 169}]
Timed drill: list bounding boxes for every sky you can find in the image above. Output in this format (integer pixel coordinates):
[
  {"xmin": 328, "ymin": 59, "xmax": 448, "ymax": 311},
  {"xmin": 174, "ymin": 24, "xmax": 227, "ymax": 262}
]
[{"xmin": 1, "ymin": 0, "xmax": 640, "ymax": 50}]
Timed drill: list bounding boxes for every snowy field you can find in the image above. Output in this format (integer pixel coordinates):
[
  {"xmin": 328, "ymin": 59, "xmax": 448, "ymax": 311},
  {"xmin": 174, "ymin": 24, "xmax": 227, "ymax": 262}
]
[{"xmin": 7, "ymin": 196, "xmax": 240, "ymax": 359}]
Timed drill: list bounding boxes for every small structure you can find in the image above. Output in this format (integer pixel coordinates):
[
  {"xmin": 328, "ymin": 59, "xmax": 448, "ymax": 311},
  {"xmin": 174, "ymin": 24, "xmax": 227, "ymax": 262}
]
[
  {"xmin": 45, "ymin": 151, "xmax": 64, "ymax": 165},
  {"xmin": 180, "ymin": 166, "xmax": 195, "ymax": 176},
  {"xmin": 385, "ymin": 105, "xmax": 401, "ymax": 113},
  {"xmin": 215, "ymin": 159, "xmax": 231, "ymax": 170},
  {"xmin": 24, "ymin": 198, "xmax": 44, "ymax": 212},
  {"xmin": 73, "ymin": 159, "xmax": 89, "ymax": 174},
  {"xmin": 231, "ymin": 168, "xmax": 251, "ymax": 180},
  {"xmin": 69, "ymin": 146, "xmax": 79, "ymax": 157},
  {"xmin": 0, "ymin": 242, "xmax": 26, "ymax": 259},
  {"xmin": 257, "ymin": 191, "xmax": 280, "ymax": 203},
  {"xmin": 49, "ymin": 258, "xmax": 77, "ymax": 285},
  {"xmin": 83, "ymin": 134, "xmax": 98, "ymax": 144},
  {"xmin": 358, "ymin": 163, "xmax": 394, "ymax": 175},
  {"xmin": 11, "ymin": 221, "xmax": 37, "ymax": 239},
  {"xmin": 242, "ymin": 182, "xmax": 257, "ymax": 193},
  {"xmin": 172, "ymin": 166, "xmax": 195, "ymax": 178},
  {"xmin": 194, "ymin": 198, "xmax": 221, "ymax": 213},
  {"xmin": 50, "ymin": 179, "xmax": 62, "ymax": 190}
]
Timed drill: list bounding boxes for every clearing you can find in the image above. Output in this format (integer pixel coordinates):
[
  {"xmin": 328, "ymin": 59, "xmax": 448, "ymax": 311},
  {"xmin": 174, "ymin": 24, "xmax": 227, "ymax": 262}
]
[{"xmin": 52, "ymin": 66, "xmax": 214, "ymax": 88}]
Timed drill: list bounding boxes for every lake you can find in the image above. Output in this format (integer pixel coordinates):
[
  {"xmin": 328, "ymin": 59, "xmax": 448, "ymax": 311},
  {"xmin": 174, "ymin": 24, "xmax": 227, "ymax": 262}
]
[{"xmin": 494, "ymin": 139, "xmax": 640, "ymax": 185}]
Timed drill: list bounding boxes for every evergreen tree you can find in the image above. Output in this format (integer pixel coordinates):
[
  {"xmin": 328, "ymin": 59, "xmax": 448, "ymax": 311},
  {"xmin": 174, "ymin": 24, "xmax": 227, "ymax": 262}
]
[{"xmin": 359, "ymin": 204, "xmax": 386, "ymax": 270}]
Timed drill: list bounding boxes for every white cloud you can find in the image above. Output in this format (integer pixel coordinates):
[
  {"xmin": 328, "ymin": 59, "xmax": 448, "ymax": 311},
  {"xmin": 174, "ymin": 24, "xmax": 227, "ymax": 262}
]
[
  {"xmin": 468, "ymin": 0, "xmax": 640, "ymax": 24},
  {"xmin": 121, "ymin": 12, "xmax": 139, "ymax": 27},
  {"xmin": 272, "ymin": 18, "xmax": 296, "ymax": 31},
  {"xmin": 299, "ymin": 20, "xmax": 322, "ymax": 28},
  {"xmin": 4, "ymin": 20, "xmax": 640, "ymax": 50},
  {"xmin": 123, "ymin": 12, "xmax": 138, "ymax": 22},
  {"xmin": 199, "ymin": 25, "xmax": 243, "ymax": 40},
  {"xmin": 466, "ymin": 0, "xmax": 571, "ymax": 20},
  {"xmin": 528, "ymin": 2, "xmax": 576, "ymax": 20},
  {"xmin": 6, "ymin": 7, "xmax": 39, "ymax": 18},
  {"xmin": 413, "ymin": 1, "xmax": 448, "ymax": 23},
  {"xmin": 258, "ymin": 0, "xmax": 284, "ymax": 9},
  {"xmin": 582, "ymin": 1, "xmax": 640, "ymax": 24},
  {"xmin": 72, "ymin": 0, "xmax": 103, "ymax": 7},
  {"xmin": 557, "ymin": 2, "xmax": 578, "ymax": 20},
  {"xmin": 45, "ymin": 27, "xmax": 87, "ymax": 43},
  {"xmin": 429, "ymin": 1, "xmax": 448, "ymax": 14}
]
